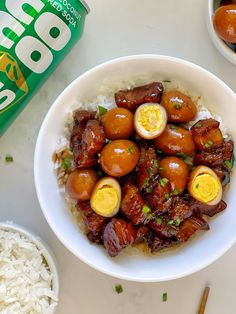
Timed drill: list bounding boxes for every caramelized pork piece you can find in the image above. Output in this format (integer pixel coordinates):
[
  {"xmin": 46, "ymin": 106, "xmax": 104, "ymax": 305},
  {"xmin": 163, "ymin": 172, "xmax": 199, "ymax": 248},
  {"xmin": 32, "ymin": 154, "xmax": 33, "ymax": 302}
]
[
  {"xmin": 77, "ymin": 201, "xmax": 106, "ymax": 234},
  {"xmin": 212, "ymin": 166, "xmax": 230, "ymax": 187},
  {"xmin": 87, "ymin": 231, "xmax": 103, "ymax": 245},
  {"xmin": 191, "ymin": 119, "xmax": 223, "ymax": 151},
  {"xmin": 135, "ymin": 226, "xmax": 150, "ymax": 244},
  {"xmin": 82, "ymin": 120, "xmax": 106, "ymax": 155},
  {"xmin": 148, "ymin": 234, "xmax": 173, "ymax": 253},
  {"xmin": 115, "ymin": 82, "xmax": 164, "ymax": 111},
  {"xmin": 136, "ymin": 144, "xmax": 159, "ymax": 190},
  {"xmin": 103, "ymin": 218, "xmax": 137, "ymax": 257},
  {"xmin": 194, "ymin": 139, "xmax": 234, "ymax": 168},
  {"xmin": 121, "ymin": 182, "xmax": 147, "ymax": 225},
  {"xmin": 189, "ymin": 198, "xmax": 227, "ymax": 217},
  {"xmin": 146, "ymin": 181, "xmax": 172, "ymax": 214},
  {"xmin": 74, "ymin": 110, "xmax": 96, "ymax": 124},
  {"xmin": 72, "ymin": 143, "xmax": 96, "ymax": 168},
  {"xmin": 169, "ymin": 197, "xmax": 193, "ymax": 221},
  {"xmin": 149, "ymin": 217, "xmax": 177, "ymax": 238},
  {"xmin": 176, "ymin": 215, "xmax": 209, "ymax": 242}
]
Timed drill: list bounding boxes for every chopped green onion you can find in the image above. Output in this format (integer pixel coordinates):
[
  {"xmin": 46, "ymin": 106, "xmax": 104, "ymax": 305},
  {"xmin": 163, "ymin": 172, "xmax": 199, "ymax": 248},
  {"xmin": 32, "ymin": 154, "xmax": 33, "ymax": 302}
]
[
  {"xmin": 160, "ymin": 178, "xmax": 169, "ymax": 187},
  {"xmin": 128, "ymin": 144, "xmax": 135, "ymax": 154},
  {"xmin": 115, "ymin": 285, "xmax": 123, "ymax": 294},
  {"xmin": 204, "ymin": 140, "xmax": 213, "ymax": 148},
  {"xmin": 167, "ymin": 219, "xmax": 174, "ymax": 225},
  {"xmin": 98, "ymin": 105, "xmax": 108, "ymax": 116},
  {"xmin": 173, "ymin": 102, "xmax": 181, "ymax": 109},
  {"xmin": 142, "ymin": 205, "xmax": 151, "ymax": 214},
  {"xmin": 153, "ymin": 160, "xmax": 158, "ymax": 168},
  {"xmin": 157, "ymin": 149, "xmax": 163, "ymax": 154},
  {"xmin": 156, "ymin": 217, "xmax": 163, "ymax": 225},
  {"xmin": 143, "ymin": 179, "xmax": 149, "ymax": 187},
  {"xmin": 162, "ymin": 292, "xmax": 168, "ymax": 302},
  {"xmin": 165, "ymin": 193, "xmax": 170, "ymax": 201},
  {"xmin": 176, "ymin": 152, "xmax": 186, "ymax": 159},
  {"xmin": 148, "ymin": 167, "xmax": 154, "ymax": 175},
  {"xmin": 173, "ymin": 188, "xmax": 179, "ymax": 196},
  {"xmin": 146, "ymin": 213, "xmax": 153, "ymax": 220},
  {"xmin": 158, "ymin": 167, "xmax": 164, "ymax": 173},
  {"xmin": 60, "ymin": 157, "xmax": 72, "ymax": 171},
  {"xmin": 224, "ymin": 160, "xmax": 232, "ymax": 170},
  {"xmin": 146, "ymin": 187, "xmax": 153, "ymax": 193},
  {"xmin": 194, "ymin": 122, "xmax": 202, "ymax": 128},
  {"xmin": 163, "ymin": 79, "xmax": 171, "ymax": 83},
  {"xmin": 5, "ymin": 155, "xmax": 14, "ymax": 163},
  {"xmin": 169, "ymin": 125, "xmax": 177, "ymax": 130},
  {"xmin": 175, "ymin": 218, "xmax": 181, "ymax": 226},
  {"xmin": 106, "ymin": 138, "xmax": 112, "ymax": 144}
]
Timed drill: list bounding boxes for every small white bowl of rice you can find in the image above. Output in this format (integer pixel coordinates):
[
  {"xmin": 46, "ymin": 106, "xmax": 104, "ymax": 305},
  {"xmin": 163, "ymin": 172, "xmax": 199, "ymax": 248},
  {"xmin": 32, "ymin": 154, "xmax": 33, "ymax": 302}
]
[
  {"xmin": 0, "ymin": 222, "xmax": 59, "ymax": 314},
  {"xmin": 34, "ymin": 54, "xmax": 236, "ymax": 282}
]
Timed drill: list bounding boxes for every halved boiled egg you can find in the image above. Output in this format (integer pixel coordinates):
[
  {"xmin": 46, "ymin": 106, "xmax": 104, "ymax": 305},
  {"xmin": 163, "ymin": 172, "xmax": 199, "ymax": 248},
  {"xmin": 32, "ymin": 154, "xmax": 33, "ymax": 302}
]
[
  {"xmin": 90, "ymin": 177, "xmax": 121, "ymax": 217},
  {"xmin": 188, "ymin": 166, "xmax": 222, "ymax": 206},
  {"xmin": 134, "ymin": 103, "xmax": 167, "ymax": 139}
]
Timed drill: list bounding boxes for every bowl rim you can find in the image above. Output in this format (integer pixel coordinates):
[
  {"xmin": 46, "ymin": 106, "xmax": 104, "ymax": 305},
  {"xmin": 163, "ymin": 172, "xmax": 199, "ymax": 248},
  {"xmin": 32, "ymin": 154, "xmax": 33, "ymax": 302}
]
[
  {"xmin": 206, "ymin": 0, "xmax": 236, "ymax": 65},
  {"xmin": 34, "ymin": 54, "xmax": 236, "ymax": 282},
  {"xmin": 0, "ymin": 222, "xmax": 60, "ymax": 300}
]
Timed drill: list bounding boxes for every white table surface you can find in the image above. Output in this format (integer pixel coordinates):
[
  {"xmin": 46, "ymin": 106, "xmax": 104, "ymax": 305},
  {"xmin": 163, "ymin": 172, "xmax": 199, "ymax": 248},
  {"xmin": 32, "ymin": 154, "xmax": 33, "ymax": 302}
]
[{"xmin": 1, "ymin": 0, "xmax": 236, "ymax": 313}]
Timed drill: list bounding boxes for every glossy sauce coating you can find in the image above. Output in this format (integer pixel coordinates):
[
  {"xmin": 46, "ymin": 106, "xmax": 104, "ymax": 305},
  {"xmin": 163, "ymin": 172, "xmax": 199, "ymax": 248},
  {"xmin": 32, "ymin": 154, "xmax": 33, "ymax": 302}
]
[
  {"xmin": 154, "ymin": 124, "xmax": 196, "ymax": 155},
  {"xmin": 66, "ymin": 169, "xmax": 98, "ymax": 201},
  {"xmin": 213, "ymin": 4, "xmax": 236, "ymax": 44},
  {"xmin": 100, "ymin": 140, "xmax": 140, "ymax": 177},
  {"xmin": 102, "ymin": 107, "xmax": 134, "ymax": 139},
  {"xmin": 161, "ymin": 91, "xmax": 197, "ymax": 123},
  {"xmin": 159, "ymin": 157, "xmax": 189, "ymax": 194}
]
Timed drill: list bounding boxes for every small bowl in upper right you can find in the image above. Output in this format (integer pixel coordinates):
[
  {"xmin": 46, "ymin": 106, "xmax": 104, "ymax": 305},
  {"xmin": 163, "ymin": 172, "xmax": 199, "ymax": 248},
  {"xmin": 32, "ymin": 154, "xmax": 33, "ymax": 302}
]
[{"xmin": 206, "ymin": 0, "xmax": 236, "ymax": 65}]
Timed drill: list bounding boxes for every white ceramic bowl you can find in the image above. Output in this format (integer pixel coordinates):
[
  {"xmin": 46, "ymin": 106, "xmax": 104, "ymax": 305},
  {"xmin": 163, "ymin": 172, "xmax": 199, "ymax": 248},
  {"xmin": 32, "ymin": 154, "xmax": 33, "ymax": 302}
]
[
  {"xmin": 206, "ymin": 0, "xmax": 236, "ymax": 65},
  {"xmin": 0, "ymin": 222, "xmax": 59, "ymax": 309},
  {"xmin": 34, "ymin": 55, "xmax": 236, "ymax": 282}
]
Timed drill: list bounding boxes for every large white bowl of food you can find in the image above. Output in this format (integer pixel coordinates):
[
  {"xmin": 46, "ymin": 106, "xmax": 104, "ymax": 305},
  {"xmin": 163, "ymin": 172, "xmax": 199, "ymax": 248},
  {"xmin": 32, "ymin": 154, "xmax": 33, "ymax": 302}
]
[{"xmin": 34, "ymin": 55, "xmax": 236, "ymax": 282}]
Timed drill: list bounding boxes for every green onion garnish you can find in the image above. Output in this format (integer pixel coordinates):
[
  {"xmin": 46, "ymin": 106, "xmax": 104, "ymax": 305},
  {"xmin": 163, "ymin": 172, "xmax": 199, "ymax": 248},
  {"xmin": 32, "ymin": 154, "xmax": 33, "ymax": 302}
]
[
  {"xmin": 156, "ymin": 217, "xmax": 163, "ymax": 225},
  {"xmin": 153, "ymin": 160, "xmax": 158, "ymax": 168},
  {"xmin": 106, "ymin": 138, "xmax": 112, "ymax": 144},
  {"xmin": 143, "ymin": 179, "xmax": 149, "ymax": 187},
  {"xmin": 173, "ymin": 102, "xmax": 181, "ymax": 109},
  {"xmin": 204, "ymin": 140, "xmax": 213, "ymax": 148},
  {"xmin": 176, "ymin": 152, "xmax": 186, "ymax": 159},
  {"xmin": 160, "ymin": 178, "xmax": 169, "ymax": 187},
  {"xmin": 175, "ymin": 218, "xmax": 181, "ymax": 226},
  {"xmin": 5, "ymin": 155, "xmax": 14, "ymax": 163},
  {"xmin": 173, "ymin": 188, "xmax": 179, "ymax": 196},
  {"xmin": 98, "ymin": 105, "xmax": 108, "ymax": 116},
  {"xmin": 146, "ymin": 213, "xmax": 153, "ymax": 220},
  {"xmin": 162, "ymin": 292, "xmax": 168, "ymax": 302},
  {"xmin": 194, "ymin": 122, "xmax": 202, "ymax": 128},
  {"xmin": 224, "ymin": 160, "xmax": 232, "ymax": 170},
  {"xmin": 163, "ymin": 79, "xmax": 171, "ymax": 83},
  {"xmin": 115, "ymin": 285, "xmax": 123, "ymax": 294},
  {"xmin": 142, "ymin": 205, "xmax": 151, "ymax": 214},
  {"xmin": 167, "ymin": 220, "xmax": 174, "ymax": 225},
  {"xmin": 60, "ymin": 157, "xmax": 72, "ymax": 171},
  {"xmin": 128, "ymin": 144, "xmax": 135, "ymax": 154},
  {"xmin": 169, "ymin": 125, "xmax": 177, "ymax": 130},
  {"xmin": 158, "ymin": 167, "xmax": 164, "ymax": 173},
  {"xmin": 165, "ymin": 193, "xmax": 170, "ymax": 201},
  {"xmin": 148, "ymin": 167, "xmax": 154, "ymax": 175}
]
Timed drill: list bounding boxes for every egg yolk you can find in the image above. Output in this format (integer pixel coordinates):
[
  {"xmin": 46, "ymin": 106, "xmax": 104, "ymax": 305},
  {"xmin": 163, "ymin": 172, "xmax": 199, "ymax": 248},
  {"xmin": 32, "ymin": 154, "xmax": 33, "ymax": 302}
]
[
  {"xmin": 91, "ymin": 185, "xmax": 118, "ymax": 216},
  {"xmin": 192, "ymin": 173, "xmax": 220, "ymax": 203},
  {"xmin": 138, "ymin": 106, "xmax": 164, "ymax": 133}
]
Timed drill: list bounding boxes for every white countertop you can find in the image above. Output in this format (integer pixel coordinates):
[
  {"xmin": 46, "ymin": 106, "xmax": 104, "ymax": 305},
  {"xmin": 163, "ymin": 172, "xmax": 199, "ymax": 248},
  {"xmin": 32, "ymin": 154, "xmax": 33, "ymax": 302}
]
[{"xmin": 1, "ymin": 0, "xmax": 236, "ymax": 313}]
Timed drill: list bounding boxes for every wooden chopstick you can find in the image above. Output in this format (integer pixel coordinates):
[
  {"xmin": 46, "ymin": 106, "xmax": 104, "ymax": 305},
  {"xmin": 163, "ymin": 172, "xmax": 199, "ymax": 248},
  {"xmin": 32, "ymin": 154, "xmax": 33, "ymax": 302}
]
[{"xmin": 198, "ymin": 287, "xmax": 210, "ymax": 314}]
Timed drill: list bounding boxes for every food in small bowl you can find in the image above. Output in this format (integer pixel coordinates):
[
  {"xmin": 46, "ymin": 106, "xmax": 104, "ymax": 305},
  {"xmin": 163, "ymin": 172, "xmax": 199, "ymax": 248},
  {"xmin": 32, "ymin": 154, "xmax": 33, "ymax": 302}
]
[
  {"xmin": 34, "ymin": 55, "xmax": 236, "ymax": 282},
  {"xmin": 207, "ymin": 0, "xmax": 236, "ymax": 64},
  {"xmin": 52, "ymin": 80, "xmax": 234, "ymax": 258},
  {"xmin": 0, "ymin": 223, "xmax": 59, "ymax": 314}
]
